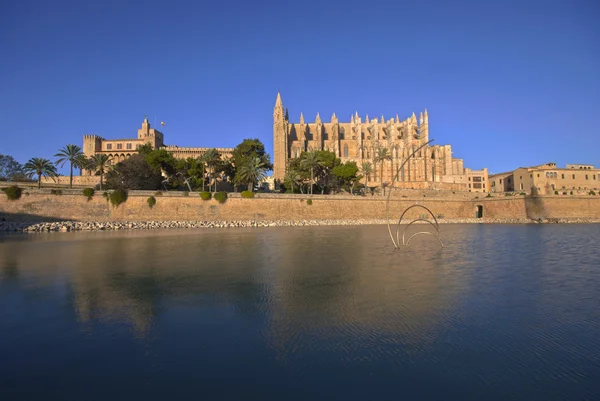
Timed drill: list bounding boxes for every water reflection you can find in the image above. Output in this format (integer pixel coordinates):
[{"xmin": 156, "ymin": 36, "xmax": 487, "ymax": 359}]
[{"xmin": 1, "ymin": 225, "xmax": 599, "ymax": 401}]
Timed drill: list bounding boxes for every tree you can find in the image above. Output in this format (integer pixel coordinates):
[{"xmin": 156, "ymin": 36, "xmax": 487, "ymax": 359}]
[
  {"xmin": 137, "ymin": 143, "xmax": 153, "ymax": 156},
  {"xmin": 361, "ymin": 161, "xmax": 373, "ymax": 190},
  {"xmin": 105, "ymin": 154, "xmax": 163, "ymax": 190},
  {"xmin": 237, "ymin": 157, "xmax": 268, "ymax": 192},
  {"xmin": 332, "ymin": 161, "xmax": 360, "ymax": 194},
  {"xmin": 89, "ymin": 154, "xmax": 112, "ymax": 190},
  {"xmin": 203, "ymin": 148, "xmax": 221, "ymax": 192},
  {"xmin": 145, "ymin": 148, "xmax": 176, "ymax": 177},
  {"xmin": 0, "ymin": 155, "xmax": 27, "ymax": 181},
  {"xmin": 374, "ymin": 146, "xmax": 392, "ymax": 195},
  {"xmin": 54, "ymin": 144, "xmax": 84, "ymax": 188},
  {"xmin": 233, "ymin": 138, "xmax": 272, "ymax": 190},
  {"xmin": 300, "ymin": 151, "xmax": 324, "ymax": 195},
  {"xmin": 284, "ymin": 167, "xmax": 302, "ymax": 193},
  {"xmin": 23, "ymin": 158, "xmax": 58, "ymax": 189}
]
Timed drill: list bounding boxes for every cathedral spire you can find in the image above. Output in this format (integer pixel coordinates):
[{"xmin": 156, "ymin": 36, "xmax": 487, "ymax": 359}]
[
  {"xmin": 300, "ymin": 112, "xmax": 305, "ymax": 125},
  {"xmin": 365, "ymin": 114, "xmax": 370, "ymax": 124},
  {"xmin": 331, "ymin": 112, "xmax": 337, "ymax": 123},
  {"xmin": 315, "ymin": 112, "xmax": 321, "ymax": 125},
  {"xmin": 395, "ymin": 114, "xmax": 400, "ymax": 123},
  {"xmin": 275, "ymin": 91, "xmax": 283, "ymax": 108},
  {"xmin": 381, "ymin": 114, "xmax": 385, "ymax": 123}
]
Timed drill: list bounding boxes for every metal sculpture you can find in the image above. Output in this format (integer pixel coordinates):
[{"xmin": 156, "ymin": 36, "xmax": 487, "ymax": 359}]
[{"xmin": 385, "ymin": 139, "xmax": 444, "ymax": 249}]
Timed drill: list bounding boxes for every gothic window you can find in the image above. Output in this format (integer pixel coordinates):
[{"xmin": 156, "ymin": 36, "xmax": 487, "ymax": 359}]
[
  {"xmin": 343, "ymin": 144, "xmax": 349, "ymax": 158},
  {"xmin": 117, "ymin": 143, "xmax": 123, "ymax": 150},
  {"xmin": 126, "ymin": 143, "xmax": 132, "ymax": 150},
  {"xmin": 107, "ymin": 144, "xmax": 112, "ymax": 150},
  {"xmin": 339, "ymin": 127, "xmax": 345, "ymax": 140}
]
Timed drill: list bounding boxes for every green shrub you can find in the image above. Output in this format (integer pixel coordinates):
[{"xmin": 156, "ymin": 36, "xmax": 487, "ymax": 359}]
[
  {"xmin": 241, "ymin": 190, "xmax": 254, "ymax": 199},
  {"xmin": 102, "ymin": 191, "xmax": 109, "ymax": 201},
  {"xmin": 486, "ymin": 193, "xmax": 492, "ymax": 198},
  {"xmin": 83, "ymin": 188, "xmax": 95, "ymax": 200},
  {"xmin": 147, "ymin": 196, "xmax": 156, "ymax": 209},
  {"xmin": 307, "ymin": 199, "xmax": 313, "ymax": 205},
  {"xmin": 183, "ymin": 191, "xmax": 189, "ymax": 197},
  {"xmin": 154, "ymin": 191, "xmax": 163, "ymax": 196},
  {"xmin": 109, "ymin": 189, "xmax": 128, "ymax": 207},
  {"xmin": 51, "ymin": 189, "xmax": 62, "ymax": 195},
  {"xmin": 1, "ymin": 185, "xmax": 22, "ymax": 200},
  {"xmin": 589, "ymin": 190, "xmax": 596, "ymax": 195},
  {"xmin": 200, "ymin": 191, "xmax": 211, "ymax": 200},
  {"xmin": 214, "ymin": 191, "xmax": 227, "ymax": 204},
  {"xmin": 519, "ymin": 192, "xmax": 526, "ymax": 196},
  {"xmin": 504, "ymin": 193, "xmax": 511, "ymax": 196},
  {"xmin": 554, "ymin": 190, "xmax": 559, "ymax": 195}
]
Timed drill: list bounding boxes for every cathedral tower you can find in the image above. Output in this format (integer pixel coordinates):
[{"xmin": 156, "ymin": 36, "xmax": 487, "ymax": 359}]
[{"xmin": 273, "ymin": 92, "xmax": 288, "ymax": 181}]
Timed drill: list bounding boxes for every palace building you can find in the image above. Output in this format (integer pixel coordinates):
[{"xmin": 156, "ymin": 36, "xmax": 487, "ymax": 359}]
[
  {"xmin": 273, "ymin": 93, "xmax": 488, "ymax": 192},
  {"xmin": 489, "ymin": 163, "xmax": 599, "ymax": 195},
  {"xmin": 83, "ymin": 117, "xmax": 233, "ymax": 165}
]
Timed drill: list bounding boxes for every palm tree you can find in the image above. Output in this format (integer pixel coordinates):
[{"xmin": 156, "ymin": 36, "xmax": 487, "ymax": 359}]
[
  {"xmin": 238, "ymin": 157, "xmax": 268, "ymax": 192},
  {"xmin": 54, "ymin": 144, "xmax": 84, "ymax": 188},
  {"xmin": 23, "ymin": 158, "xmax": 58, "ymax": 189},
  {"xmin": 284, "ymin": 168, "xmax": 302, "ymax": 193},
  {"xmin": 300, "ymin": 151, "xmax": 323, "ymax": 195},
  {"xmin": 374, "ymin": 146, "xmax": 392, "ymax": 195},
  {"xmin": 89, "ymin": 154, "xmax": 112, "ymax": 190},
  {"xmin": 75, "ymin": 155, "xmax": 93, "ymax": 175},
  {"xmin": 361, "ymin": 161, "xmax": 373, "ymax": 190},
  {"xmin": 203, "ymin": 148, "xmax": 221, "ymax": 192}
]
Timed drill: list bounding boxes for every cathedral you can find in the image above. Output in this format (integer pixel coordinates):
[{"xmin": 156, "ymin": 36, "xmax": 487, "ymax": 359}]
[{"xmin": 273, "ymin": 92, "xmax": 488, "ymax": 192}]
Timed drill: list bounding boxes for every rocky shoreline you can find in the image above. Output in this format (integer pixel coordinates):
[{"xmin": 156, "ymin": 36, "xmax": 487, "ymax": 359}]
[{"xmin": 1, "ymin": 218, "xmax": 600, "ymax": 232}]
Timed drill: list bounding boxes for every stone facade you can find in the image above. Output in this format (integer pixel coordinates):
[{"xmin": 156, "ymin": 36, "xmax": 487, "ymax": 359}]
[
  {"xmin": 273, "ymin": 92, "xmax": 489, "ymax": 192},
  {"xmin": 2, "ymin": 190, "xmax": 600, "ymax": 222},
  {"xmin": 490, "ymin": 162, "xmax": 600, "ymax": 195},
  {"xmin": 83, "ymin": 118, "xmax": 234, "ymax": 167},
  {"xmin": 45, "ymin": 118, "xmax": 235, "ymax": 186}
]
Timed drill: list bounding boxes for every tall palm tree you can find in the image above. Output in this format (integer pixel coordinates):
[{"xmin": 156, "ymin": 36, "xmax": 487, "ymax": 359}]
[
  {"xmin": 23, "ymin": 158, "xmax": 58, "ymax": 189},
  {"xmin": 238, "ymin": 157, "xmax": 268, "ymax": 192},
  {"xmin": 197, "ymin": 153, "xmax": 208, "ymax": 192},
  {"xmin": 54, "ymin": 144, "xmax": 84, "ymax": 188},
  {"xmin": 374, "ymin": 146, "xmax": 392, "ymax": 195},
  {"xmin": 75, "ymin": 155, "xmax": 92, "ymax": 176},
  {"xmin": 284, "ymin": 168, "xmax": 302, "ymax": 193},
  {"xmin": 90, "ymin": 154, "xmax": 112, "ymax": 190},
  {"xmin": 203, "ymin": 148, "xmax": 221, "ymax": 192},
  {"xmin": 361, "ymin": 161, "xmax": 373, "ymax": 190},
  {"xmin": 300, "ymin": 151, "xmax": 323, "ymax": 195}
]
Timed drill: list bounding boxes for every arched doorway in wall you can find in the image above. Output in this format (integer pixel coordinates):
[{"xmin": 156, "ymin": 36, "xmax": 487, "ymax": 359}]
[{"xmin": 475, "ymin": 205, "xmax": 484, "ymax": 219}]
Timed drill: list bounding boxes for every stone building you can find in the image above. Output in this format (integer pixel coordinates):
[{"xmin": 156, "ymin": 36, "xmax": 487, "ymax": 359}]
[
  {"xmin": 83, "ymin": 117, "xmax": 233, "ymax": 165},
  {"xmin": 273, "ymin": 92, "xmax": 488, "ymax": 192},
  {"xmin": 489, "ymin": 162, "xmax": 599, "ymax": 194}
]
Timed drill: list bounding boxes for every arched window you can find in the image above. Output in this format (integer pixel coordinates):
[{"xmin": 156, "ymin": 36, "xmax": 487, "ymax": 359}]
[{"xmin": 343, "ymin": 144, "xmax": 349, "ymax": 158}]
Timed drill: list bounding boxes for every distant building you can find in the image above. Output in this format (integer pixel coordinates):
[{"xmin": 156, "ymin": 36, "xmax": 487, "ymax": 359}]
[
  {"xmin": 83, "ymin": 117, "xmax": 233, "ymax": 166},
  {"xmin": 489, "ymin": 162, "xmax": 599, "ymax": 194},
  {"xmin": 272, "ymin": 92, "xmax": 488, "ymax": 192}
]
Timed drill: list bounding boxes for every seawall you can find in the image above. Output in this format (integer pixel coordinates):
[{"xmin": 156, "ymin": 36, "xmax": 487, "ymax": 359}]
[{"xmin": 2, "ymin": 189, "xmax": 600, "ymax": 223}]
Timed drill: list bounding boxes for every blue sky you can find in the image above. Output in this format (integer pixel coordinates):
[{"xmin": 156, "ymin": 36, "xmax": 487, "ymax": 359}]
[{"xmin": 1, "ymin": 0, "xmax": 598, "ymax": 175}]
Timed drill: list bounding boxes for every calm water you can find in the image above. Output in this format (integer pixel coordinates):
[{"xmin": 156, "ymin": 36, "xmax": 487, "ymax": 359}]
[{"xmin": 1, "ymin": 224, "xmax": 599, "ymax": 401}]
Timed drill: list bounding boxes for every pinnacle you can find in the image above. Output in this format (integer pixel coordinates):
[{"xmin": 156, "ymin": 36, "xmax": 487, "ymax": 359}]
[{"xmin": 275, "ymin": 91, "xmax": 283, "ymax": 107}]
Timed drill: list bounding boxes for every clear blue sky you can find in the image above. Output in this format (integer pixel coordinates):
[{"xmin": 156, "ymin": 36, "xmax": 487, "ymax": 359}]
[{"xmin": 1, "ymin": 0, "xmax": 598, "ymax": 175}]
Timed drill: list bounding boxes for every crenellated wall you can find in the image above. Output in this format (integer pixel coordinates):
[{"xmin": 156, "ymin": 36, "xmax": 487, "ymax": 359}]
[{"xmin": 2, "ymin": 190, "xmax": 600, "ymax": 223}]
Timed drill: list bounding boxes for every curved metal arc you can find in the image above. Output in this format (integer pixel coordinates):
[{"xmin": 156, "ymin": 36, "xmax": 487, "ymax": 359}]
[
  {"xmin": 405, "ymin": 231, "xmax": 444, "ymax": 247},
  {"xmin": 386, "ymin": 139, "xmax": 434, "ymax": 248},
  {"xmin": 399, "ymin": 218, "xmax": 440, "ymax": 247}
]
